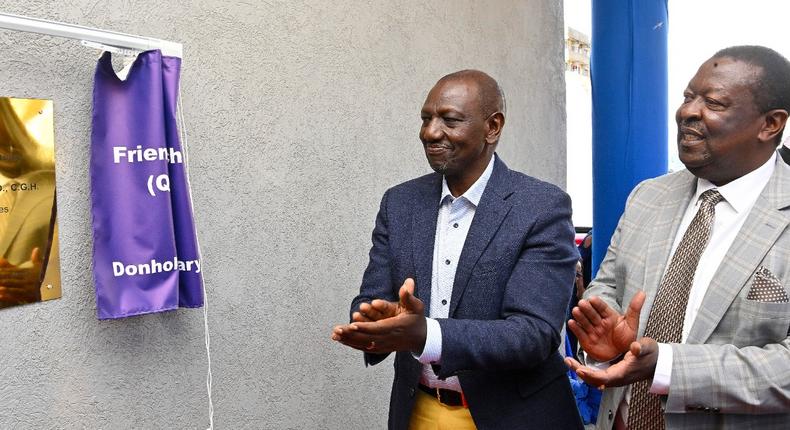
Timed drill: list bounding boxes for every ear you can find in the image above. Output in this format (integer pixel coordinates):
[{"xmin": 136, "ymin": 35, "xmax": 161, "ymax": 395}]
[
  {"xmin": 759, "ymin": 109, "xmax": 789, "ymax": 144},
  {"xmin": 485, "ymin": 112, "xmax": 505, "ymax": 145}
]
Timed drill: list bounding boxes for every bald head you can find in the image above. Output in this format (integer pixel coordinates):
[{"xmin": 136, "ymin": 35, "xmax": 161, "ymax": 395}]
[{"xmin": 437, "ymin": 70, "xmax": 506, "ymax": 118}]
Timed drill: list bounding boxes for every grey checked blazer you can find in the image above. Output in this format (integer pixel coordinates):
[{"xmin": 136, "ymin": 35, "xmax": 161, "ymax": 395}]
[{"xmin": 586, "ymin": 156, "xmax": 790, "ymax": 430}]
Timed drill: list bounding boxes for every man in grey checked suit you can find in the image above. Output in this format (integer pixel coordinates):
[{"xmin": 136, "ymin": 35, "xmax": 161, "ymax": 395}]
[{"xmin": 566, "ymin": 46, "xmax": 790, "ymax": 429}]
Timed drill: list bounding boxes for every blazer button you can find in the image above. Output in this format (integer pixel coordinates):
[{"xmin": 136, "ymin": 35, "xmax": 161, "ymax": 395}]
[
  {"xmin": 608, "ymin": 410, "xmax": 613, "ymax": 420},
  {"xmin": 409, "ymin": 387, "xmax": 415, "ymax": 398}
]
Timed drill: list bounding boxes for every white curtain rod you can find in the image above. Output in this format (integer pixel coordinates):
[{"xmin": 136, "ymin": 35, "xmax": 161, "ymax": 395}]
[{"xmin": 0, "ymin": 12, "xmax": 182, "ymax": 58}]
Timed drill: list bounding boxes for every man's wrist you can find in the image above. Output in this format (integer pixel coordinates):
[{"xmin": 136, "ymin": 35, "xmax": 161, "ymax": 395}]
[
  {"xmin": 414, "ymin": 316, "xmax": 427, "ymax": 354},
  {"xmin": 649, "ymin": 342, "xmax": 672, "ymax": 395},
  {"xmin": 414, "ymin": 317, "xmax": 441, "ymax": 364}
]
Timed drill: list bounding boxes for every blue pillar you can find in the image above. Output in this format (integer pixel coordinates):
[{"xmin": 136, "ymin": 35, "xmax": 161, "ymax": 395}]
[{"xmin": 590, "ymin": 0, "xmax": 669, "ymax": 275}]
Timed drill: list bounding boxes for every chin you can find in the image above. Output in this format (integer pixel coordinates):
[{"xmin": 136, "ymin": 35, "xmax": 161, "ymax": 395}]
[
  {"xmin": 683, "ymin": 162, "xmax": 721, "ymax": 182},
  {"xmin": 681, "ymin": 160, "xmax": 706, "ymax": 173},
  {"xmin": 679, "ymin": 150, "xmax": 711, "ymax": 169},
  {"xmin": 428, "ymin": 161, "xmax": 448, "ymax": 174}
]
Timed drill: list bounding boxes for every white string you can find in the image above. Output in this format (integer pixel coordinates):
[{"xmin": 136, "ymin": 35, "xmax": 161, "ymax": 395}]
[{"xmin": 176, "ymin": 77, "xmax": 214, "ymax": 430}]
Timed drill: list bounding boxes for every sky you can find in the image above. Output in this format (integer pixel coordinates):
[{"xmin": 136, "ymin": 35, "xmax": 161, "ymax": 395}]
[{"xmin": 565, "ymin": 0, "xmax": 790, "ymax": 171}]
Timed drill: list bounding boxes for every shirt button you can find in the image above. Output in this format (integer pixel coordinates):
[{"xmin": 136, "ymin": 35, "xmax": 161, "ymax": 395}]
[
  {"xmin": 441, "ymin": 299, "xmax": 447, "ymax": 305},
  {"xmin": 453, "ymin": 223, "xmax": 459, "ymax": 228},
  {"xmin": 445, "ymin": 259, "xmax": 451, "ymax": 265}
]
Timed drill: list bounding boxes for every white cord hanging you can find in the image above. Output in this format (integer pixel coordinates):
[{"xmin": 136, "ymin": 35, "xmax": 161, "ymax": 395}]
[{"xmin": 177, "ymin": 87, "xmax": 214, "ymax": 430}]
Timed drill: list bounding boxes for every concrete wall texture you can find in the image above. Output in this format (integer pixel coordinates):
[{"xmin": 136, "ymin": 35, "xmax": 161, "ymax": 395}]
[{"xmin": 0, "ymin": 1, "xmax": 566, "ymax": 428}]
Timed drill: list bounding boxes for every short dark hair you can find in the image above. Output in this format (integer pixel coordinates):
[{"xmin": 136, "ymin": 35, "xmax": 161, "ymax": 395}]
[{"xmin": 714, "ymin": 45, "xmax": 790, "ymax": 114}]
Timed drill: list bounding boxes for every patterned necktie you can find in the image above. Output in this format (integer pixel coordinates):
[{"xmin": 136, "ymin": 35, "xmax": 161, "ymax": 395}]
[{"xmin": 627, "ymin": 189, "xmax": 723, "ymax": 430}]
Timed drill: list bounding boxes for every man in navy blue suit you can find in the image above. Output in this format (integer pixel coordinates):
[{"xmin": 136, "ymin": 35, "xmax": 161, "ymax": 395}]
[{"xmin": 332, "ymin": 70, "xmax": 582, "ymax": 430}]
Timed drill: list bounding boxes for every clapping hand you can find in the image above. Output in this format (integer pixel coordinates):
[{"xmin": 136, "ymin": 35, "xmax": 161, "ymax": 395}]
[
  {"xmin": 332, "ymin": 278, "xmax": 427, "ymax": 354},
  {"xmin": 567, "ymin": 291, "xmax": 645, "ymax": 362},
  {"xmin": 565, "ymin": 291, "xmax": 660, "ymax": 388}
]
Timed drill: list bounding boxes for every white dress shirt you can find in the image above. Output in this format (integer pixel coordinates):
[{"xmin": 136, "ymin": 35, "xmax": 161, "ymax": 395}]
[
  {"xmin": 649, "ymin": 152, "xmax": 776, "ymax": 394},
  {"xmin": 415, "ymin": 156, "xmax": 495, "ymax": 392}
]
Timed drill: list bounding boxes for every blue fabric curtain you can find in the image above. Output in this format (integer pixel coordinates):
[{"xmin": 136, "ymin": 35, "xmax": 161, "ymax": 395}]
[{"xmin": 590, "ymin": 0, "xmax": 669, "ymax": 275}]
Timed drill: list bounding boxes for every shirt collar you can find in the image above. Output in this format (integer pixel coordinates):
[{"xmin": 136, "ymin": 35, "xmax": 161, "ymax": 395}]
[
  {"xmin": 440, "ymin": 155, "xmax": 496, "ymax": 207},
  {"xmin": 694, "ymin": 152, "xmax": 776, "ymax": 213}
]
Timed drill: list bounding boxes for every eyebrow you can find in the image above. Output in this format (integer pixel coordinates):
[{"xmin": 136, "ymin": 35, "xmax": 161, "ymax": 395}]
[
  {"xmin": 685, "ymin": 85, "xmax": 729, "ymax": 95},
  {"xmin": 422, "ymin": 106, "xmax": 465, "ymax": 115}
]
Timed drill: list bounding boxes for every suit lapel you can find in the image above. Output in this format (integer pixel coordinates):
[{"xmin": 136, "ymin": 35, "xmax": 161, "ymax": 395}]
[
  {"xmin": 412, "ymin": 174, "xmax": 442, "ymax": 314},
  {"xmin": 687, "ymin": 159, "xmax": 790, "ymax": 343},
  {"xmin": 638, "ymin": 171, "xmax": 696, "ymax": 335},
  {"xmin": 449, "ymin": 157, "xmax": 513, "ymax": 316}
]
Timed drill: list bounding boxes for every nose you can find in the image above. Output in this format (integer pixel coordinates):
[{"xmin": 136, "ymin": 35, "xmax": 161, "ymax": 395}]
[
  {"xmin": 676, "ymin": 97, "xmax": 702, "ymax": 124},
  {"xmin": 420, "ymin": 117, "xmax": 443, "ymax": 142}
]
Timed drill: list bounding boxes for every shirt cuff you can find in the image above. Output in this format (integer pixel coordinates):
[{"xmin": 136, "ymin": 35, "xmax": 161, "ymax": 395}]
[
  {"xmin": 650, "ymin": 343, "xmax": 672, "ymax": 395},
  {"xmin": 414, "ymin": 317, "xmax": 442, "ymax": 364},
  {"xmin": 584, "ymin": 355, "xmax": 613, "ymax": 370}
]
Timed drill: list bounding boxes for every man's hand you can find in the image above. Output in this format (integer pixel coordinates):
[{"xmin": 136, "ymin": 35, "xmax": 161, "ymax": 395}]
[
  {"xmin": 332, "ymin": 278, "xmax": 427, "ymax": 354},
  {"xmin": 0, "ymin": 247, "xmax": 43, "ymax": 303},
  {"xmin": 568, "ymin": 291, "xmax": 646, "ymax": 362},
  {"xmin": 564, "ymin": 337, "xmax": 659, "ymax": 388},
  {"xmin": 350, "ymin": 278, "xmax": 417, "ymax": 323},
  {"xmin": 351, "ymin": 286, "xmax": 405, "ymax": 323}
]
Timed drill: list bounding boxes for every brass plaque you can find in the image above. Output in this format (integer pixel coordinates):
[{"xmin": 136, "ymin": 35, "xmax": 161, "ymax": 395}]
[{"xmin": 0, "ymin": 97, "xmax": 60, "ymax": 308}]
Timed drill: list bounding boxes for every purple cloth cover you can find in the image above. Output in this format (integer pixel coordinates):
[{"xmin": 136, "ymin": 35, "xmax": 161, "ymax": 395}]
[{"xmin": 90, "ymin": 50, "xmax": 203, "ymax": 319}]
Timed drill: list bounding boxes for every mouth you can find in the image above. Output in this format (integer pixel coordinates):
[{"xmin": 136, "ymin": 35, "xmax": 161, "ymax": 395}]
[
  {"xmin": 678, "ymin": 127, "xmax": 706, "ymax": 145},
  {"xmin": 424, "ymin": 143, "xmax": 452, "ymax": 156}
]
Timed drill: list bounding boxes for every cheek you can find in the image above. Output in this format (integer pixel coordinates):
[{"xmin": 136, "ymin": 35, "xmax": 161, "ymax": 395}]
[
  {"xmin": 706, "ymin": 118, "xmax": 752, "ymax": 147},
  {"xmin": 444, "ymin": 131, "xmax": 466, "ymax": 148},
  {"xmin": 705, "ymin": 110, "xmax": 756, "ymax": 136}
]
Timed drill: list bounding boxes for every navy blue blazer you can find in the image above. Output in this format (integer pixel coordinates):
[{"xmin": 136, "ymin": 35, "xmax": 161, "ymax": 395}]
[{"xmin": 351, "ymin": 156, "xmax": 583, "ymax": 430}]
